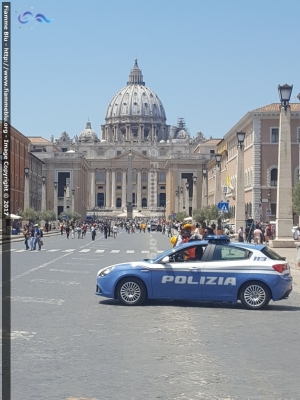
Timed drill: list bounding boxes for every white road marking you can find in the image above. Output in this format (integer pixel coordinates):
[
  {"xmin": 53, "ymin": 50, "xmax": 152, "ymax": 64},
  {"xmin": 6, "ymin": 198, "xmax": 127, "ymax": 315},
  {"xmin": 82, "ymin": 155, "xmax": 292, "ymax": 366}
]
[
  {"xmin": 126, "ymin": 250, "xmax": 134, "ymax": 253},
  {"xmin": 72, "ymin": 258, "xmax": 102, "ymax": 260},
  {"xmin": 46, "ymin": 249, "xmax": 61, "ymax": 252},
  {"xmin": 141, "ymin": 251, "xmax": 149, "ymax": 253},
  {"xmin": 10, "ymin": 252, "xmax": 72, "ymax": 282},
  {"xmin": 110, "ymin": 250, "xmax": 120, "ymax": 253},
  {"xmin": 79, "ymin": 249, "xmax": 91, "ymax": 253},
  {"xmin": 9, "ymin": 296, "xmax": 65, "ymax": 305},
  {"xmin": 95, "ymin": 250, "xmax": 105, "ymax": 253},
  {"xmin": 30, "ymin": 278, "xmax": 80, "ymax": 285},
  {"xmin": 14, "ymin": 249, "xmax": 27, "ymax": 253},
  {"xmin": 157, "ymin": 251, "xmax": 164, "ymax": 253},
  {"xmin": 62, "ymin": 249, "xmax": 76, "ymax": 252},
  {"xmin": 1, "ymin": 249, "xmax": 16, "ymax": 252},
  {"xmin": 0, "ymin": 330, "xmax": 36, "ymax": 341},
  {"xmin": 50, "ymin": 269, "xmax": 89, "ymax": 274}
]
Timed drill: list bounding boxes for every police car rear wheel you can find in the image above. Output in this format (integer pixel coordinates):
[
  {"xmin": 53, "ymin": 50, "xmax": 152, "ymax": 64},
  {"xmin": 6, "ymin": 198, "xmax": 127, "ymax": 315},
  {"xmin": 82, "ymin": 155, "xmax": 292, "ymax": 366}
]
[
  {"xmin": 116, "ymin": 278, "xmax": 146, "ymax": 306},
  {"xmin": 240, "ymin": 281, "xmax": 270, "ymax": 310}
]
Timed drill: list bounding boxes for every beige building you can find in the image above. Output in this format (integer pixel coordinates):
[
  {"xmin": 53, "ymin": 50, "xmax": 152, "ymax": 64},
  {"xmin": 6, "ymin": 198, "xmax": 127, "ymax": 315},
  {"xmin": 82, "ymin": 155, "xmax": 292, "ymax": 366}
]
[{"xmin": 206, "ymin": 103, "xmax": 300, "ymax": 225}]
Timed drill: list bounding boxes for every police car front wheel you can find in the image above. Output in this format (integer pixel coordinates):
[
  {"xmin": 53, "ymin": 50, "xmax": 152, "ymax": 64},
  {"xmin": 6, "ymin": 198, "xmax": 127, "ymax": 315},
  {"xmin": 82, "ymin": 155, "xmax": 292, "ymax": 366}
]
[
  {"xmin": 116, "ymin": 278, "xmax": 147, "ymax": 306},
  {"xmin": 240, "ymin": 281, "xmax": 271, "ymax": 310}
]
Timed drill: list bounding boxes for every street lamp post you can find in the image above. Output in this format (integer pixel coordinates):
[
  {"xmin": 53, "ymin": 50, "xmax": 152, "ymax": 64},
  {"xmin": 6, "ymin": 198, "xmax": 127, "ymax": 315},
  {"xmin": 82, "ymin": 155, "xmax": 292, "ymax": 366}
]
[
  {"xmin": 185, "ymin": 181, "xmax": 190, "ymax": 216},
  {"xmin": 71, "ymin": 189, "xmax": 75, "ymax": 213},
  {"xmin": 63, "ymin": 186, "xmax": 67, "ymax": 213},
  {"xmin": 126, "ymin": 149, "xmax": 133, "ymax": 219},
  {"xmin": 192, "ymin": 175, "xmax": 197, "ymax": 215},
  {"xmin": 214, "ymin": 154, "xmax": 222, "ymax": 205},
  {"xmin": 53, "ymin": 181, "xmax": 58, "ymax": 219},
  {"xmin": 235, "ymin": 131, "xmax": 246, "ymax": 236},
  {"xmin": 180, "ymin": 186, "xmax": 184, "ymax": 213},
  {"xmin": 41, "ymin": 176, "xmax": 46, "ymax": 212},
  {"xmin": 275, "ymin": 84, "xmax": 293, "ymax": 241},
  {"xmin": 24, "ymin": 167, "xmax": 30, "ymax": 209},
  {"xmin": 202, "ymin": 168, "xmax": 207, "ymax": 207},
  {"xmin": 175, "ymin": 189, "xmax": 179, "ymax": 213}
]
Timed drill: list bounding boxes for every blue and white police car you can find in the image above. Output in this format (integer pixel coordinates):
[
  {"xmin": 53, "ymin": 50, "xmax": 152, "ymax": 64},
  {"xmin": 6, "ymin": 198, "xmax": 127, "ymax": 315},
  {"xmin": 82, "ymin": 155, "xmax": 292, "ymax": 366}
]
[{"xmin": 95, "ymin": 236, "xmax": 293, "ymax": 310}]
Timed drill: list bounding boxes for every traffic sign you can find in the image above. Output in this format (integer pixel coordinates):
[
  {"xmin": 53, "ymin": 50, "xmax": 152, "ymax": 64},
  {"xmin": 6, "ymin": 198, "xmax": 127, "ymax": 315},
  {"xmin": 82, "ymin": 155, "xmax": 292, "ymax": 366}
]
[{"xmin": 217, "ymin": 202, "xmax": 229, "ymax": 212}]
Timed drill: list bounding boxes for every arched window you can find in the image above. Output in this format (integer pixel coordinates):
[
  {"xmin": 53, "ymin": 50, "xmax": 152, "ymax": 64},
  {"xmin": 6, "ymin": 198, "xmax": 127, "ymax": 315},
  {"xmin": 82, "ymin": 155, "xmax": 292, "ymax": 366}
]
[
  {"xmin": 159, "ymin": 193, "xmax": 166, "ymax": 207},
  {"xmin": 142, "ymin": 198, "xmax": 147, "ymax": 207},
  {"xmin": 97, "ymin": 171, "xmax": 105, "ymax": 182},
  {"xmin": 116, "ymin": 198, "xmax": 121, "ymax": 208},
  {"xmin": 116, "ymin": 172, "xmax": 121, "ymax": 183},
  {"xmin": 159, "ymin": 171, "xmax": 166, "ymax": 183},
  {"xmin": 271, "ymin": 168, "xmax": 278, "ymax": 186}
]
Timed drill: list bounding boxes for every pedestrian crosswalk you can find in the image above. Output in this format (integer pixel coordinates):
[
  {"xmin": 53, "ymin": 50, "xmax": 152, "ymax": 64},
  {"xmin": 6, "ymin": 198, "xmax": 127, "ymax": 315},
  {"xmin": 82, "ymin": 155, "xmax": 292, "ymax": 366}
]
[{"xmin": 3, "ymin": 248, "xmax": 165, "ymax": 255}]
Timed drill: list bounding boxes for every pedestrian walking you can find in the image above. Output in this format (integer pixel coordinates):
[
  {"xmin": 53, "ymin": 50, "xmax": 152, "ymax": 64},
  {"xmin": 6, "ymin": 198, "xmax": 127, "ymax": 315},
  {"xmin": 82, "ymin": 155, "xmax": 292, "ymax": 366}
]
[
  {"xmin": 91, "ymin": 225, "xmax": 97, "ymax": 241},
  {"xmin": 238, "ymin": 226, "xmax": 244, "ymax": 242},
  {"xmin": 65, "ymin": 225, "xmax": 70, "ymax": 239},
  {"xmin": 167, "ymin": 223, "xmax": 172, "ymax": 237},
  {"xmin": 77, "ymin": 226, "xmax": 82, "ymax": 239},
  {"xmin": 23, "ymin": 224, "xmax": 30, "ymax": 250},
  {"xmin": 103, "ymin": 223, "xmax": 108, "ymax": 239},
  {"xmin": 253, "ymin": 225, "xmax": 262, "ymax": 244},
  {"xmin": 29, "ymin": 226, "xmax": 35, "ymax": 250},
  {"xmin": 113, "ymin": 224, "xmax": 119, "ymax": 239}
]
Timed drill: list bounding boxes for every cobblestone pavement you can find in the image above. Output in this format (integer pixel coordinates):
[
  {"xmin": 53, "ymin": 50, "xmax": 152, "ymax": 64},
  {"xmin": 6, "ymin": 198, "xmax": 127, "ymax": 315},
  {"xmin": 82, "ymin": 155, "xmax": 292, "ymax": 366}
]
[{"xmin": 2, "ymin": 232, "xmax": 300, "ymax": 399}]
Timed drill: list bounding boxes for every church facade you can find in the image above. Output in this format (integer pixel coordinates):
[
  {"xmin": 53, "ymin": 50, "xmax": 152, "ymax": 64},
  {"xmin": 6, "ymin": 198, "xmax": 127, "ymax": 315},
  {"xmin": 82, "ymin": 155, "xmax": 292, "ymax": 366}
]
[{"xmin": 29, "ymin": 60, "xmax": 215, "ymax": 220}]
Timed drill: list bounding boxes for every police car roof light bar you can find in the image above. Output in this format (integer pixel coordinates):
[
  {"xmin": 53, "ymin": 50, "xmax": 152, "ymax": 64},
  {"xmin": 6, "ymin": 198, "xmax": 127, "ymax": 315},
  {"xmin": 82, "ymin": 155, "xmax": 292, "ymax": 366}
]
[{"xmin": 206, "ymin": 235, "xmax": 230, "ymax": 244}]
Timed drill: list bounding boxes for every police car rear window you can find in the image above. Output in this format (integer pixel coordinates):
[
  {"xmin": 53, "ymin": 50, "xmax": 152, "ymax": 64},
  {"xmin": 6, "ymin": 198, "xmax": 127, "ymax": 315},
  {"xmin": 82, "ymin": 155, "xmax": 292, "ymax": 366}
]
[{"xmin": 260, "ymin": 247, "xmax": 286, "ymax": 261}]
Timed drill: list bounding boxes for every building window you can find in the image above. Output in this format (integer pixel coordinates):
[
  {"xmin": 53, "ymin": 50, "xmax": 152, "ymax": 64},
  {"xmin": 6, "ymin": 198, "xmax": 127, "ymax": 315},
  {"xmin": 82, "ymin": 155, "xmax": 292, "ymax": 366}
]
[
  {"xmin": 117, "ymin": 151, "xmax": 121, "ymax": 156},
  {"xmin": 97, "ymin": 171, "xmax": 105, "ymax": 182},
  {"xmin": 142, "ymin": 198, "xmax": 147, "ymax": 207},
  {"xmin": 117, "ymin": 186, "xmax": 121, "ymax": 189},
  {"xmin": 271, "ymin": 168, "xmax": 278, "ymax": 186},
  {"xmin": 142, "ymin": 151, "xmax": 147, "ymax": 156},
  {"xmin": 142, "ymin": 172, "xmax": 147, "ymax": 182},
  {"xmin": 159, "ymin": 171, "xmax": 166, "ymax": 183},
  {"xmin": 160, "ymin": 186, "xmax": 165, "ymax": 189},
  {"xmin": 297, "ymin": 127, "xmax": 300, "ymax": 143},
  {"xmin": 62, "ymin": 148, "xmax": 67, "ymax": 152},
  {"xmin": 142, "ymin": 186, "xmax": 147, "ymax": 190},
  {"xmin": 98, "ymin": 149, "xmax": 105, "ymax": 156},
  {"xmin": 116, "ymin": 172, "xmax": 122, "ymax": 183},
  {"xmin": 98, "ymin": 186, "xmax": 103, "ymax": 189},
  {"xmin": 97, "ymin": 193, "xmax": 104, "ymax": 207},
  {"xmin": 210, "ymin": 150, "xmax": 215, "ymax": 154},
  {"xmin": 271, "ymin": 128, "xmax": 279, "ymax": 143}
]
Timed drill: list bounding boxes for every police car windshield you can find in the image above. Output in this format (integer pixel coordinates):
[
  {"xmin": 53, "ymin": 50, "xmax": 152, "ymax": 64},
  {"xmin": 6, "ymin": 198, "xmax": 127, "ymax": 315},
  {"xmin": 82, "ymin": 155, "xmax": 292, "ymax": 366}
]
[
  {"xmin": 260, "ymin": 246, "xmax": 286, "ymax": 261},
  {"xmin": 150, "ymin": 248, "xmax": 176, "ymax": 263}
]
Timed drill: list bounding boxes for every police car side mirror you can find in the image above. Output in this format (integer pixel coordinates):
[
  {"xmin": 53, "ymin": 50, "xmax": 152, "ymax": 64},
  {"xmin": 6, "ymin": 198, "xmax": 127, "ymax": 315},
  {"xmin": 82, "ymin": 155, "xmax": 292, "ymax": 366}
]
[{"xmin": 161, "ymin": 256, "xmax": 170, "ymax": 264}]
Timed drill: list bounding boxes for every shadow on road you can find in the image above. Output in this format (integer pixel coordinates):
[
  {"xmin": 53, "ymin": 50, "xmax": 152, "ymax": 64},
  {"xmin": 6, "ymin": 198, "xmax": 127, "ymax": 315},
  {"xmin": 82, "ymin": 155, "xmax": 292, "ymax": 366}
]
[{"xmin": 98, "ymin": 299, "xmax": 300, "ymax": 311}]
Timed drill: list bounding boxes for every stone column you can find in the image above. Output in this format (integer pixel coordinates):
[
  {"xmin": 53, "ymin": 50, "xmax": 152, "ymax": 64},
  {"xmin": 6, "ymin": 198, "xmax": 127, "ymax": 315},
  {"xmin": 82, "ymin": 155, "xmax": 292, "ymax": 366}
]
[
  {"xmin": 122, "ymin": 171, "xmax": 126, "ymax": 208},
  {"xmin": 53, "ymin": 184, "xmax": 58, "ymax": 219},
  {"xmin": 111, "ymin": 169, "xmax": 116, "ymax": 208},
  {"xmin": 137, "ymin": 170, "xmax": 142, "ymax": 208},
  {"xmin": 127, "ymin": 151, "xmax": 133, "ymax": 219},
  {"xmin": 139, "ymin": 124, "xmax": 144, "ymax": 141},
  {"xmin": 148, "ymin": 169, "xmax": 157, "ymax": 208},
  {"xmin": 41, "ymin": 181, "xmax": 46, "ymax": 212},
  {"xmin": 63, "ymin": 187, "xmax": 67, "ymax": 213},
  {"xmin": 126, "ymin": 125, "xmax": 130, "ymax": 141},
  {"xmin": 24, "ymin": 174, "xmax": 30, "ymax": 209},
  {"xmin": 214, "ymin": 166, "xmax": 221, "ymax": 205},
  {"xmin": 71, "ymin": 191, "xmax": 75, "ymax": 213},
  {"xmin": 235, "ymin": 145, "xmax": 245, "ymax": 234},
  {"xmin": 90, "ymin": 170, "xmax": 95, "ymax": 209},
  {"xmin": 105, "ymin": 169, "xmax": 110, "ymax": 208},
  {"xmin": 275, "ymin": 105, "xmax": 293, "ymax": 240}
]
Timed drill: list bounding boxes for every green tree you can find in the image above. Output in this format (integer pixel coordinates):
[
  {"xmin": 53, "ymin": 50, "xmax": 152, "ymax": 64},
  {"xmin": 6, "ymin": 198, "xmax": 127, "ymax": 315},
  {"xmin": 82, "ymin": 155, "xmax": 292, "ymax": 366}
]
[
  {"xmin": 175, "ymin": 211, "xmax": 188, "ymax": 222},
  {"xmin": 19, "ymin": 208, "xmax": 39, "ymax": 223},
  {"xmin": 39, "ymin": 210, "xmax": 57, "ymax": 223},
  {"xmin": 292, "ymin": 181, "xmax": 300, "ymax": 216},
  {"xmin": 193, "ymin": 208, "xmax": 207, "ymax": 227}
]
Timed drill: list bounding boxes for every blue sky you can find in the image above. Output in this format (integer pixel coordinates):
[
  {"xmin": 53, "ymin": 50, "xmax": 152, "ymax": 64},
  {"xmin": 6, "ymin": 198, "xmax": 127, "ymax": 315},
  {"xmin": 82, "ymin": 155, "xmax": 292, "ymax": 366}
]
[{"xmin": 10, "ymin": 0, "xmax": 300, "ymax": 141}]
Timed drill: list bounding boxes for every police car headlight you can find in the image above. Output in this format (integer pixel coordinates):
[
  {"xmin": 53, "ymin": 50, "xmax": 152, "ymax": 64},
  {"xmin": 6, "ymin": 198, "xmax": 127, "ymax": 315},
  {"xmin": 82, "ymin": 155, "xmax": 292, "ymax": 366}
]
[{"xmin": 97, "ymin": 266, "xmax": 116, "ymax": 277}]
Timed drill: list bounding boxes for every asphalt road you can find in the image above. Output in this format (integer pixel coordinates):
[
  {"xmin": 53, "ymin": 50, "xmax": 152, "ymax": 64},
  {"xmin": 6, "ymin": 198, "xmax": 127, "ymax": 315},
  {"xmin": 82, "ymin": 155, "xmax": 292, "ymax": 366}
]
[{"xmin": 2, "ymin": 230, "xmax": 300, "ymax": 400}]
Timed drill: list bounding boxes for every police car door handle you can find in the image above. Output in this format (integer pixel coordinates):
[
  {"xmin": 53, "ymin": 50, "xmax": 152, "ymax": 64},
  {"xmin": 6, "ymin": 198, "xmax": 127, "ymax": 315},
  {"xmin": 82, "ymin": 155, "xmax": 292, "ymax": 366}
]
[
  {"xmin": 188, "ymin": 266, "xmax": 201, "ymax": 271},
  {"xmin": 140, "ymin": 269, "xmax": 149, "ymax": 272}
]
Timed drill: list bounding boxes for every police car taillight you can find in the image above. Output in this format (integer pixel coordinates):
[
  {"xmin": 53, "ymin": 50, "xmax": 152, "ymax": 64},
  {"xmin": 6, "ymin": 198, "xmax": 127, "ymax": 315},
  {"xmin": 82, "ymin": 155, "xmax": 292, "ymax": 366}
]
[{"xmin": 272, "ymin": 264, "xmax": 288, "ymax": 273}]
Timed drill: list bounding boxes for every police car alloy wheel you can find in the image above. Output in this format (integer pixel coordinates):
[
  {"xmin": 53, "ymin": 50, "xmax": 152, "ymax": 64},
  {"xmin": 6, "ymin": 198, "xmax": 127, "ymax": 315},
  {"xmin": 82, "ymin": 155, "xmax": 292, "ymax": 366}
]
[
  {"xmin": 240, "ymin": 281, "xmax": 271, "ymax": 310},
  {"xmin": 116, "ymin": 278, "xmax": 147, "ymax": 306}
]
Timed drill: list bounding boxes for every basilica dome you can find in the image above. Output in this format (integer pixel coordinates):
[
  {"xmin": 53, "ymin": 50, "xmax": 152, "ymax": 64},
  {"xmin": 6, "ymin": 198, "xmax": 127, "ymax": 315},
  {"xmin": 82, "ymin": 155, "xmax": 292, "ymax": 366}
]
[
  {"xmin": 79, "ymin": 120, "xmax": 98, "ymax": 142},
  {"xmin": 105, "ymin": 59, "xmax": 166, "ymax": 123}
]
